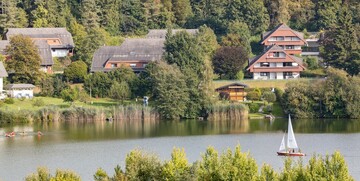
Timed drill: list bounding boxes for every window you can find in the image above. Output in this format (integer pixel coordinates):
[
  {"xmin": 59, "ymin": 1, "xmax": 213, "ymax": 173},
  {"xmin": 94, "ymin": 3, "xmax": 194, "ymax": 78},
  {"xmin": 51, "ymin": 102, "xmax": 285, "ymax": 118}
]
[
  {"xmin": 111, "ymin": 63, "xmax": 117, "ymax": 68},
  {"xmin": 285, "ymin": 45, "xmax": 294, "ymax": 49},
  {"xmin": 276, "ymin": 36, "xmax": 284, "ymax": 41},
  {"xmin": 130, "ymin": 64, "xmax": 137, "ymax": 67},
  {"xmin": 284, "ymin": 72, "xmax": 293, "ymax": 76},
  {"xmin": 283, "ymin": 62, "xmax": 292, "ymax": 67},
  {"xmin": 291, "ymin": 37, "xmax": 300, "ymax": 41},
  {"xmin": 260, "ymin": 72, "xmax": 269, "ymax": 76},
  {"xmin": 260, "ymin": 62, "xmax": 270, "ymax": 67},
  {"xmin": 273, "ymin": 52, "xmax": 280, "ymax": 57}
]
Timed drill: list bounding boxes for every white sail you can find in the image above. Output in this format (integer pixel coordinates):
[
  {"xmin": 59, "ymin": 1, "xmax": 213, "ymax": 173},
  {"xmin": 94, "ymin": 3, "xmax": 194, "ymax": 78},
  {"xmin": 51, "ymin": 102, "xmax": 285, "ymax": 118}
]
[
  {"xmin": 279, "ymin": 133, "xmax": 286, "ymax": 151},
  {"xmin": 287, "ymin": 115, "xmax": 298, "ymax": 149}
]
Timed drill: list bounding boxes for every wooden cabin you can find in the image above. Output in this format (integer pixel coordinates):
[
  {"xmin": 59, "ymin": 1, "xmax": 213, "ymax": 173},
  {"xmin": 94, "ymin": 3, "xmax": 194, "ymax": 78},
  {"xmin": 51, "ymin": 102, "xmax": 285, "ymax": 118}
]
[{"xmin": 215, "ymin": 83, "xmax": 248, "ymax": 101}]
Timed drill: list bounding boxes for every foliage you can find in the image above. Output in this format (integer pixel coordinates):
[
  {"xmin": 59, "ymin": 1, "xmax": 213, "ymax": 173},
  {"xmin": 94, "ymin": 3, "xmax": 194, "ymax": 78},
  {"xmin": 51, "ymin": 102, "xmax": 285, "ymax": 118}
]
[
  {"xmin": 4, "ymin": 98, "xmax": 15, "ymax": 104},
  {"xmin": 61, "ymin": 88, "xmax": 79, "ymax": 103},
  {"xmin": 5, "ymin": 35, "xmax": 43, "ymax": 84},
  {"xmin": 235, "ymin": 71, "xmax": 244, "ymax": 80},
  {"xmin": 248, "ymin": 103, "xmax": 260, "ymax": 113},
  {"xmin": 304, "ymin": 57, "xmax": 320, "ymax": 70},
  {"xmin": 32, "ymin": 98, "xmax": 45, "ymax": 107},
  {"xmin": 84, "ymin": 72, "xmax": 112, "ymax": 98},
  {"xmin": 282, "ymin": 68, "xmax": 360, "ymax": 118},
  {"xmin": 247, "ymin": 91, "xmax": 261, "ymax": 101},
  {"xmin": 63, "ymin": 61, "xmax": 88, "ymax": 83},
  {"xmin": 162, "ymin": 148, "xmax": 191, "ymax": 180},
  {"xmin": 148, "ymin": 61, "xmax": 189, "ymax": 119},
  {"xmin": 320, "ymin": 5, "xmax": 360, "ymax": 76},
  {"xmin": 212, "ymin": 46, "xmax": 248, "ymax": 79},
  {"xmin": 125, "ymin": 149, "xmax": 162, "ymax": 180},
  {"xmin": 25, "ymin": 167, "xmax": 80, "ymax": 181},
  {"xmin": 109, "ymin": 81, "xmax": 131, "ymax": 102},
  {"xmin": 262, "ymin": 91, "xmax": 276, "ymax": 102}
]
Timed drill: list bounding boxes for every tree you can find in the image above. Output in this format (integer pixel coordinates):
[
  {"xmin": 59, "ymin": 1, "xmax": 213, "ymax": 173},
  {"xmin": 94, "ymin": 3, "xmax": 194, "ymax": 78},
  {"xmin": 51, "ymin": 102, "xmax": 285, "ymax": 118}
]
[
  {"xmin": 212, "ymin": 46, "xmax": 248, "ymax": 79},
  {"xmin": 263, "ymin": 0, "xmax": 290, "ymax": 29},
  {"xmin": 288, "ymin": 0, "xmax": 315, "ymax": 30},
  {"xmin": 109, "ymin": 81, "xmax": 131, "ymax": 102},
  {"xmin": 320, "ymin": 5, "xmax": 360, "ymax": 75},
  {"xmin": 221, "ymin": 21, "xmax": 251, "ymax": 54},
  {"xmin": 97, "ymin": 0, "xmax": 121, "ymax": 35},
  {"xmin": 80, "ymin": 0, "xmax": 99, "ymax": 29},
  {"xmin": 84, "ymin": 72, "xmax": 112, "ymax": 98},
  {"xmin": 162, "ymin": 148, "xmax": 191, "ymax": 180},
  {"xmin": 61, "ymin": 87, "xmax": 79, "ymax": 103},
  {"xmin": 148, "ymin": 61, "xmax": 189, "ymax": 119},
  {"xmin": 172, "ymin": 0, "xmax": 193, "ymax": 26},
  {"xmin": 225, "ymin": 0, "xmax": 269, "ymax": 35},
  {"xmin": 120, "ymin": 0, "xmax": 147, "ymax": 35},
  {"xmin": 313, "ymin": 0, "xmax": 342, "ymax": 30},
  {"xmin": 5, "ymin": 35, "xmax": 43, "ymax": 84},
  {"xmin": 63, "ymin": 61, "xmax": 88, "ymax": 83},
  {"xmin": 0, "ymin": 0, "xmax": 28, "ymax": 34}
]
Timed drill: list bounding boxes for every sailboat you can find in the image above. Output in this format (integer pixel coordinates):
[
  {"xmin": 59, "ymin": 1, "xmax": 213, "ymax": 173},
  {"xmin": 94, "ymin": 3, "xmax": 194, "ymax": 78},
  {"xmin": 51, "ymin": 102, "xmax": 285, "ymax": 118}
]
[{"xmin": 277, "ymin": 115, "xmax": 305, "ymax": 156}]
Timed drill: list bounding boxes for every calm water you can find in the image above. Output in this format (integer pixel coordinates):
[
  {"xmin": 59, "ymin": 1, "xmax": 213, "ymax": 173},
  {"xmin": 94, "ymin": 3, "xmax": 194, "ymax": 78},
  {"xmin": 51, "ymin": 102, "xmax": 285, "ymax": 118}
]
[{"xmin": 1, "ymin": 118, "xmax": 360, "ymax": 180}]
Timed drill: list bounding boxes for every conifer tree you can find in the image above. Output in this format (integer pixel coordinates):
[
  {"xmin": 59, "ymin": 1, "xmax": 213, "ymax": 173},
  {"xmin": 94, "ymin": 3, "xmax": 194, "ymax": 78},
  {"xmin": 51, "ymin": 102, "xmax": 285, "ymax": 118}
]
[
  {"xmin": 313, "ymin": 0, "xmax": 341, "ymax": 30},
  {"xmin": 80, "ymin": 0, "xmax": 100, "ymax": 29},
  {"xmin": 120, "ymin": 0, "xmax": 147, "ymax": 35},
  {"xmin": 172, "ymin": 0, "xmax": 193, "ymax": 27}
]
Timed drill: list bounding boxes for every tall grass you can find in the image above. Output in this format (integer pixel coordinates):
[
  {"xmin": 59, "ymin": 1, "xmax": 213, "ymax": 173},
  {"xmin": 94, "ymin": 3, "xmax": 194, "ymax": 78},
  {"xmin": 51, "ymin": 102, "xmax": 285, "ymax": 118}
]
[
  {"xmin": 207, "ymin": 103, "xmax": 248, "ymax": 121},
  {"xmin": 0, "ymin": 105, "xmax": 160, "ymax": 123}
]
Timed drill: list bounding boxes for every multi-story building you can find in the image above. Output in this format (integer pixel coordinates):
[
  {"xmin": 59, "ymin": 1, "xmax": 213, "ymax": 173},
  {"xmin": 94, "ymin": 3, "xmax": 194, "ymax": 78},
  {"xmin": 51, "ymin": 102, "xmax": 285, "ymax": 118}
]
[
  {"xmin": 261, "ymin": 23, "xmax": 307, "ymax": 55},
  {"xmin": 247, "ymin": 45, "xmax": 305, "ymax": 80}
]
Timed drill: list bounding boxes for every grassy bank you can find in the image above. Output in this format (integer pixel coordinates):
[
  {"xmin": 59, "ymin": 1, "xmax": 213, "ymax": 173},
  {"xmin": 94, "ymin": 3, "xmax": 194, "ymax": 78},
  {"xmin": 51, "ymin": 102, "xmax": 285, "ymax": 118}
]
[{"xmin": 214, "ymin": 78, "xmax": 321, "ymax": 90}]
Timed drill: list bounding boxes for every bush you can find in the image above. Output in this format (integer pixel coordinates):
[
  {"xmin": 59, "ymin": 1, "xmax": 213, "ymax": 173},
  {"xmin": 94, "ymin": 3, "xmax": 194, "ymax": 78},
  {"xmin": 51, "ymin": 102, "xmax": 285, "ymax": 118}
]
[
  {"xmin": 32, "ymin": 98, "xmax": 45, "ymax": 107},
  {"xmin": 247, "ymin": 91, "xmax": 261, "ymax": 101},
  {"xmin": 262, "ymin": 91, "xmax": 276, "ymax": 102},
  {"xmin": 4, "ymin": 98, "xmax": 15, "ymax": 104},
  {"xmin": 248, "ymin": 103, "xmax": 260, "ymax": 113},
  {"xmin": 236, "ymin": 70, "xmax": 244, "ymax": 80}
]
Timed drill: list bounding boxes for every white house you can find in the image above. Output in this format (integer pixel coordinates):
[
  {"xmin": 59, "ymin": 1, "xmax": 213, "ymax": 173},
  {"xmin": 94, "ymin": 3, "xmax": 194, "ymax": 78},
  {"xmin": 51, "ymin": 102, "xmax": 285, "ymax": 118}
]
[{"xmin": 4, "ymin": 84, "xmax": 36, "ymax": 98}]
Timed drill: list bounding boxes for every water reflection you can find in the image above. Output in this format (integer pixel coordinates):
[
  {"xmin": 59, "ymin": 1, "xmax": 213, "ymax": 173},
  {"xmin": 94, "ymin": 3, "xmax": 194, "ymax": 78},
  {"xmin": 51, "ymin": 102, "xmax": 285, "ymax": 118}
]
[{"xmin": 1, "ymin": 118, "xmax": 360, "ymax": 143}]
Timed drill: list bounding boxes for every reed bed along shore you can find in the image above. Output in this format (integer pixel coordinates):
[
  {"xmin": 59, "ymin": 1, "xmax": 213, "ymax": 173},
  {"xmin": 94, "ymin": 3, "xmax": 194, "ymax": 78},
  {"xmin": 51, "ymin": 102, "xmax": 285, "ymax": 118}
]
[{"xmin": 207, "ymin": 103, "xmax": 248, "ymax": 121}]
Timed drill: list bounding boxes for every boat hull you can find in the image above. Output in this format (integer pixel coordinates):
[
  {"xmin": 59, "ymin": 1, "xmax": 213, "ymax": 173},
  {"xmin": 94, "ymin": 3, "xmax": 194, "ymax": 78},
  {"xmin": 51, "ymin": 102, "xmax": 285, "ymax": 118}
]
[{"xmin": 277, "ymin": 151, "xmax": 305, "ymax": 156}]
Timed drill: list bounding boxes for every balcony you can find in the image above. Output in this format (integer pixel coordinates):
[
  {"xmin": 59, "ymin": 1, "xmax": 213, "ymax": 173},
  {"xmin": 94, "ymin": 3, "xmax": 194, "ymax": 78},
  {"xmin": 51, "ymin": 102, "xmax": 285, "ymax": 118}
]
[{"xmin": 253, "ymin": 66, "xmax": 302, "ymax": 73}]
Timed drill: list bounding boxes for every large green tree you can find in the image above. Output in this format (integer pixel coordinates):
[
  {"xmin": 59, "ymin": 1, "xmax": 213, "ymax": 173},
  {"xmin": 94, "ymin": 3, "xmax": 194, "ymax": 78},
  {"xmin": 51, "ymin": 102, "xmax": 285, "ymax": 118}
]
[
  {"xmin": 63, "ymin": 61, "xmax": 88, "ymax": 83},
  {"xmin": 0, "ymin": 0, "xmax": 27, "ymax": 34},
  {"xmin": 120, "ymin": 0, "xmax": 147, "ymax": 35},
  {"xmin": 225, "ymin": 0, "xmax": 269, "ymax": 35},
  {"xmin": 312, "ymin": 0, "xmax": 341, "ymax": 30},
  {"xmin": 5, "ymin": 35, "xmax": 43, "ymax": 84},
  {"xmin": 320, "ymin": 5, "xmax": 360, "ymax": 75},
  {"xmin": 212, "ymin": 46, "xmax": 248, "ymax": 79},
  {"xmin": 148, "ymin": 61, "xmax": 189, "ymax": 120},
  {"xmin": 80, "ymin": 0, "xmax": 100, "ymax": 29}
]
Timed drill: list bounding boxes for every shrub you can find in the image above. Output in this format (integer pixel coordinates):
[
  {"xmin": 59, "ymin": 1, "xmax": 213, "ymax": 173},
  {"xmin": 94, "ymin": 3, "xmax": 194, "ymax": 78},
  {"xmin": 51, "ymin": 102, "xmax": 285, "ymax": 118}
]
[
  {"xmin": 262, "ymin": 91, "xmax": 276, "ymax": 102},
  {"xmin": 247, "ymin": 91, "xmax": 261, "ymax": 101},
  {"xmin": 248, "ymin": 103, "xmax": 260, "ymax": 113},
  {"xmin": 32, "ymin": 98, "xmax": 45, "ymax": 107},
  {"xmin": 4, "ymin": 98, "xmax": 15, "ymax": 104}
]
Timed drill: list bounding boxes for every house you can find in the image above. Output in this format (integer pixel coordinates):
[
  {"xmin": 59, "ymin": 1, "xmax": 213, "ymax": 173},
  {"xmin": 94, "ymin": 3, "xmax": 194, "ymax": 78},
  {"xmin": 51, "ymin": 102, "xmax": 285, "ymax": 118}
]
[
  {"xmin": 0, "ymin": 62, "xmax": 8, "ymax": 99},
  {"xmin": 261, "ymin": 23, "xmax": 307, "ymax": 55},
  {"xmin": 91, "ymin": 29, "xmax": 198, "ymax": 73},
  {"xmin": 4, "ymin": 84, "xmax": 35, "ymax": 98},
  {"xmin": 301, "ymin": 32, "xmax": 321, "ymax": 57},
  {"xmin": 247, "ymin": 45, "xmax": 306, "ymax": 80},
  {"xmin": 215, "ymin": 83, "xmax": 248, "ymax": 101},
  {"xmin": 5, "ymin": 28, "xmax": 75, "ymax": 73},
  {"xmin": 91, "ymin": 38, "xmax": 165, "ymax": 73}
]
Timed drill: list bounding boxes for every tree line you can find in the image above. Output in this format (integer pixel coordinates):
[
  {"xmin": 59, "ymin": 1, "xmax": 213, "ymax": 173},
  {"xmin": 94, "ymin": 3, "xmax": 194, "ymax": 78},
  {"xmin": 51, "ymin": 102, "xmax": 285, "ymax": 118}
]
[{"xmin": 25, "ymin": 146, "xmax": 354, "ymax": 181}]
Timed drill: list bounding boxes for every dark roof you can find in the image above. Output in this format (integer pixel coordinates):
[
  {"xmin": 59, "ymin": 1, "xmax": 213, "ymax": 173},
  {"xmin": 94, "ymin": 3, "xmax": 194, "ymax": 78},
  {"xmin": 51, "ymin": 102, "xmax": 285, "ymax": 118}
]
[
  {"xmin": 91, "ymin": 38, "xmax": 165, "ymax": 72},
  {"xmin": 216, "ymin": 83, "xmax": 249, "ymax": 90},
  {"xmin": 4, "ymin": 84, "xmax": 35, "ymax": 89},
  {"xmin": 0, "ymin": 41, "xmax": 9, "ymax": 55},
  {"xmin": 261, "ymin": 24, "xmax": 305, "ymax": 44},
  {"xmin": 0, "ymin": 62, "xmax": 8, "ymax": 77},
  {"xmin": 146, "ymin": 29, "xmax": 199, "ymax": 38},
  {"xmin": 6, "ymin": 28, "xmax": 74, "ymax": 47},
  {"xmin": 33, "ymin": 40, "xmax": 53, "ymax": 66}
]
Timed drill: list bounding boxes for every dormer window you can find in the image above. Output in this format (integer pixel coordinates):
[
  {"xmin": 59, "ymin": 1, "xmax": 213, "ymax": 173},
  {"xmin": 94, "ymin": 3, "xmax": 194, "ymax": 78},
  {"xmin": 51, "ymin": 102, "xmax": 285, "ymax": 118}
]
[
  {"xmin": 111, "ymin": 63, "xmax": 117, "ymax": 68},
  {"xmin": 273, "ymin": 52, "xmax": 280, "ymax": 57}
]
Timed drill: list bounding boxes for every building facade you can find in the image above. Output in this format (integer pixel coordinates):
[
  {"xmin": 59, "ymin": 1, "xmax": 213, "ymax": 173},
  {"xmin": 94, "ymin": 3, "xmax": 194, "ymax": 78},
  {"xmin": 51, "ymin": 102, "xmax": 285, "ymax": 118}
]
[
  {"xmin": 247, "ymin": 45, "xmax": 305, "ymax": 80},
  {"xmin": 215, "ymin": 83, "xmax": 248, "ymax": 101},
  {"xmin": 261, "ymin": 24, "xmax": 307, "ymax": 55}
]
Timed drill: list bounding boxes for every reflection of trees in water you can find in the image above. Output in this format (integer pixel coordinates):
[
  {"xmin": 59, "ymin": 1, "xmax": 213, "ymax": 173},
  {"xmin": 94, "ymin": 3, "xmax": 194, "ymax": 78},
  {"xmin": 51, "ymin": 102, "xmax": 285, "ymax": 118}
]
[{"xmin": 288, "ymin": 119, "xmax": 360, "ymax": 133}]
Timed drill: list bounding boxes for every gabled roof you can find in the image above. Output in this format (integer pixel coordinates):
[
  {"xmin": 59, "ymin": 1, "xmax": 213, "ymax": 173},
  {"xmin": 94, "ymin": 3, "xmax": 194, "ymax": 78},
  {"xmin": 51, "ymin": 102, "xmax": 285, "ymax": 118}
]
[
  {"xmin": 91, "ymin": 38, "xmax": 165, "ymax": 72},
  {"xmin": 33, "ymin": 40, "xmax": 53, "ymax": 66},
  {"xmin": 0, "ymin": 62, "xmax": 8, "ymax": 77},
  {"xmin": 247, "ymin": 45, "xmax": 305, "ymax": 71},
  {"xmin": 261, "ymin": 24, "xmax": 306, "ymax": 44},
  {"xmin": 4, "ymin": 84, "xmax": 35, "ymax": 89},
  {"xmin": 6, "ymin": 28, "xmax": 74, "ymax": 47},
  {"xmin": 216, "ymin": 83, "xmax": 249, "ymax": 90},
  {"xmin": 146, "ymin": 29, "xmax": 199, "ymax": 38}
]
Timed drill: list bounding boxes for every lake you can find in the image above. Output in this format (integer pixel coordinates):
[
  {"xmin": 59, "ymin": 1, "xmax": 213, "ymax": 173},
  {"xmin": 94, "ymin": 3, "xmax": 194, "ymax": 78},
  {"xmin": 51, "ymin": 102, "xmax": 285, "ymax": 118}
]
[{"xmin": 1, "ymin": 118, "xmax": 360, "ymax": 180}]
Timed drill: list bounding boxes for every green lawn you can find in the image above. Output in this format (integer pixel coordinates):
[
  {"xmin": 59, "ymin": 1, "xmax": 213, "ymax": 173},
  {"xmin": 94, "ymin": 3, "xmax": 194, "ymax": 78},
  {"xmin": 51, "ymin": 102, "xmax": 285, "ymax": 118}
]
[
  {"xmin": 0, "ymin": 97, "xmax": 140, "ymax": 111},
  {"xmin": 214, "ymin": 78, "xmax": 320, "ymax": 90}
]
